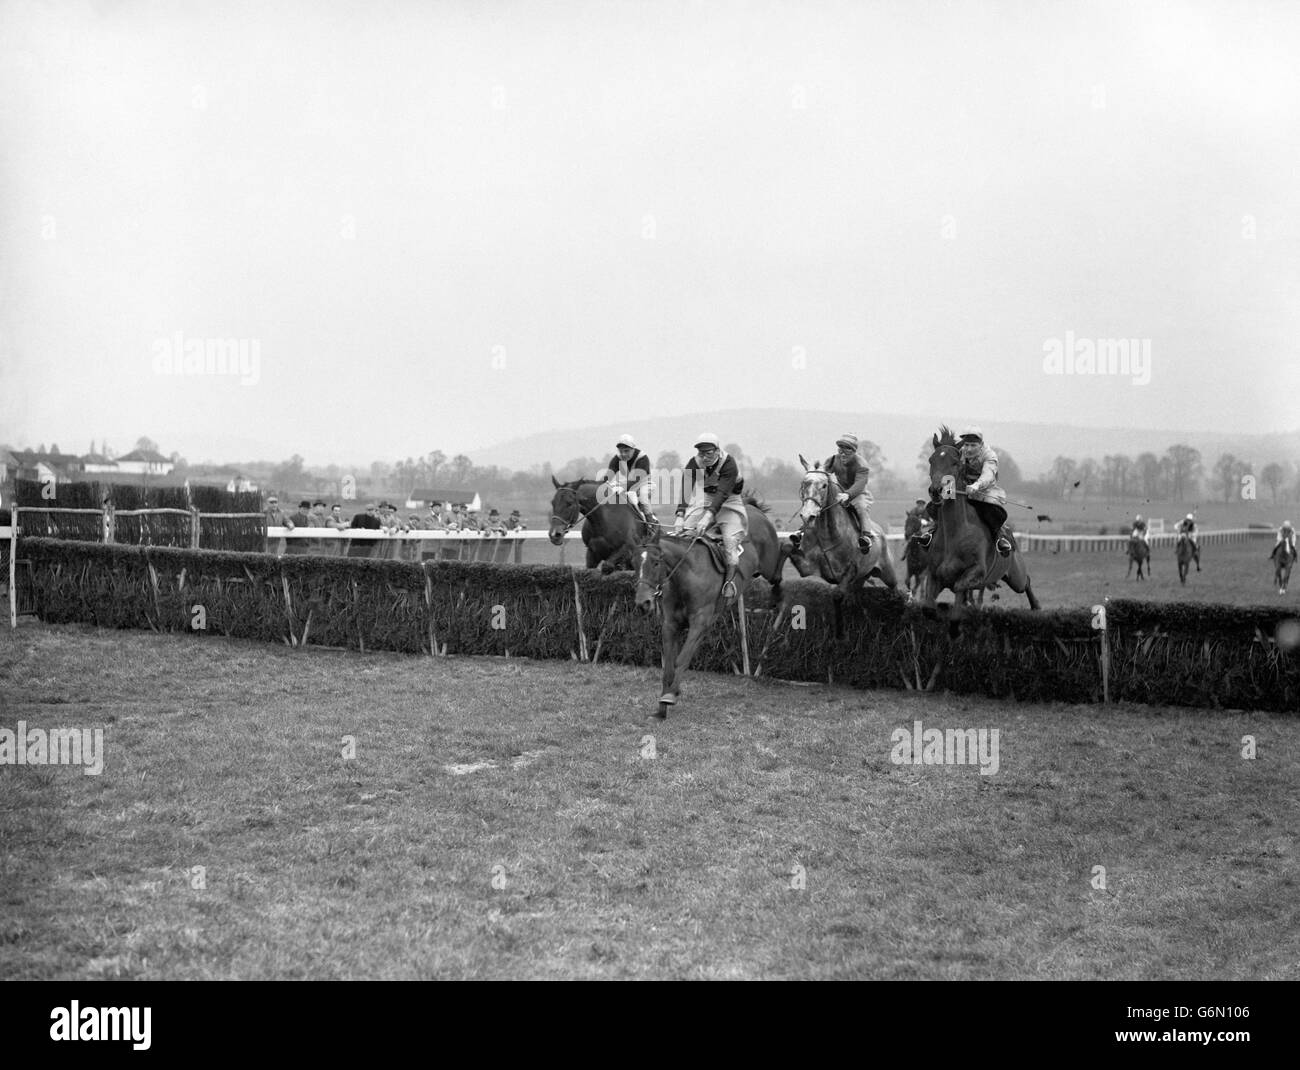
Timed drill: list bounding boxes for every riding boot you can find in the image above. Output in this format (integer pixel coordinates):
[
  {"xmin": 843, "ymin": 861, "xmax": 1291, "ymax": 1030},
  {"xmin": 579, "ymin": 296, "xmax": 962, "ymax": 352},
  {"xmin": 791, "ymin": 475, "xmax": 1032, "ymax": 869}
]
[
  {"xmin": 721, "ymin": 563, "xmax": 739, "ymax": 600},
  {"xmin": 995, "ymin": 525, "xmax": 1013, "ymax": 557}
]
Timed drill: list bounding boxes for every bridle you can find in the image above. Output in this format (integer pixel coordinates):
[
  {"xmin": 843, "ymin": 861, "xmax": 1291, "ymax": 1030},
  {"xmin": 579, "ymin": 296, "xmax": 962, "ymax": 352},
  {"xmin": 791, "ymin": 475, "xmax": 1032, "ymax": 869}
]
[
  {"xmin": 549, "ymin": 487, "xmax": 598, "ymax": 537},
  {"xmin": 637, "ymin": 532, "xmax": 700, "ymax": 604}
]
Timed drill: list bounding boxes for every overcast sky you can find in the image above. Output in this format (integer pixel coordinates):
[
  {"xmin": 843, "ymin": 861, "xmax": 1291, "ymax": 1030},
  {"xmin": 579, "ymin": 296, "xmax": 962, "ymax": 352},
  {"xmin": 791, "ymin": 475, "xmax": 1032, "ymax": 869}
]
[{"xmin": 2, "ymin": 0, "xmax": 1297, "ymax": 467}]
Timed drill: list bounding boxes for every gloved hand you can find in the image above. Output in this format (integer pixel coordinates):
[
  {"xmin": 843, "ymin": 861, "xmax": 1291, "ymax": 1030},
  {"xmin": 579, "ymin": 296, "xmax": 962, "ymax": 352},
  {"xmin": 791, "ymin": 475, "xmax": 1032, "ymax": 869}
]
[
  {"xmin": 836, "ymin": 493, "xmax": 849, "ymax": 504},
  {"xmin": 673, "ymin": 516, "xmax": 686, "ymax": 534},
  {"xmin": 695, "ymin": 510, "xmax": 715, "ymax": 534}
]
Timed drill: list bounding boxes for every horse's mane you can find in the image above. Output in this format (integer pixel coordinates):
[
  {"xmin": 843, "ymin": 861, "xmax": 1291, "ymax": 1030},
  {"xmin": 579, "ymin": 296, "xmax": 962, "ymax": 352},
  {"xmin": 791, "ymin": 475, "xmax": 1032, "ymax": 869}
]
[
  {"xmin": 742, "ymin": 490, "xmax": 772, "ymax": 514},
  {"xmin": 934, "ymin": 424, "xmax": 958, "ymax": 447}
]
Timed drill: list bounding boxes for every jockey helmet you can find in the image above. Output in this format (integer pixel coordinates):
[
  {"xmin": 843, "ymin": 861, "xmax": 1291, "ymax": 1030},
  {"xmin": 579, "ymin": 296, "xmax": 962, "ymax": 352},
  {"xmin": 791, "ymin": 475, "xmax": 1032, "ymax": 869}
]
[
  {"xmin": 835, "ymin": 433, "xmax": 858, "ymax": 450},
  {"xmin": 958, "ymin": 425, "xmax": 983, "ymax": 443},
  {"xmin": 615, "ymin": 433, "xmax": 637, "ymax": 449},
  {"xmin": 1135, "ymin": 515, "xmax": 1143, "ymax": 522},
  {"xmin": 1284, "ymin": 520, "xmax": 1294, "ymax": 530},
  {"xmin": 1186, "ymin": 513, "xmax": 1194, "ymax": 521},
  {"xmin": 694, "ymin": 433, "xmax": 721, "ymax": 450}
]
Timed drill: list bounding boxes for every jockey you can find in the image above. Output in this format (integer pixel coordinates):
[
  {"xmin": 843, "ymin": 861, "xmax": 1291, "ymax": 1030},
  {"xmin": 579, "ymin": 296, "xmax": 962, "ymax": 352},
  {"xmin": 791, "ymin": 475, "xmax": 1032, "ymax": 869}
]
[
  {"xmin": 598, "ymin": 432, "xmax": 658, "ymax": 534},
  {"xmin": 824, "ymin": 433, "xmax": 875, "ymax": 553},
  {"xmin": 674, "ymin": 433, "xmax": 747, "ymax": 599},
  {"xmin": 1272, "ymin": 520, "xmax": 1296, "ymax": 558},
  {"xmin": 1131, "ymin": 514, "xmax": 1149, "ymax": 544},
  {"xmin": 922, "ymin": 426, "xmax": 1013, "ymax": 556},
  {"xmin": 1177, "ymin": 512, "xmax": 1198, "ymax": 549}
]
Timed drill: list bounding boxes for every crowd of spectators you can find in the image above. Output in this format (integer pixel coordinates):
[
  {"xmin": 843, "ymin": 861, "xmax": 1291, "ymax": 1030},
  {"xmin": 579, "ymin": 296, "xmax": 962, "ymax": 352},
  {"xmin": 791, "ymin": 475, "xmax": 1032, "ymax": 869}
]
[{"xmin": 265, "ymin": 498, "xmax": 528, "ymax": 542}]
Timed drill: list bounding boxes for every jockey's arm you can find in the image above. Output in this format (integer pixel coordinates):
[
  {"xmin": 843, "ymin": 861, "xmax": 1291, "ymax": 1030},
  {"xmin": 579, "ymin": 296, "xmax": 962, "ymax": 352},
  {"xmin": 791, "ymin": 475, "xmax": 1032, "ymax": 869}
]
[{"xmin": 968, "ymin": 455, "xmax": 998, "ymax": 494}]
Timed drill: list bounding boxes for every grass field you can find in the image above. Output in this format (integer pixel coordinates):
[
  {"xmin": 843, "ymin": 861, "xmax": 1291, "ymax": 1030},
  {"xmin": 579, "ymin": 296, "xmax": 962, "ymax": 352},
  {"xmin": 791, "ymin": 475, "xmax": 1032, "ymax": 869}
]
[{"xmin": 2, "ymin": 623, "xmax": 1297, "ymax": 980}]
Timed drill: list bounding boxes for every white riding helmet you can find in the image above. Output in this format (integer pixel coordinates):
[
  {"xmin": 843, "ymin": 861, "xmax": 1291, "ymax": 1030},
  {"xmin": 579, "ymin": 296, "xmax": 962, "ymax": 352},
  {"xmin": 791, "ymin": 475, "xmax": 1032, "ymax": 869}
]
[
  {"xmin": 1135, "ymin": 515, "xmax": 1143, "ymax": 522},
  {"xmin": 1186, "ymin": 513, "xmax": 1194, "ymax": 521},
  {"xmin": 958, "ymin": 425, "xmax": 983, "ymax": 443},
  {"xmin": 1284, "ymin": 520, "xmax": 1294, "ymax": 530},
  {"xmin": 615, "ymin": 432, "xmax": 637, "ymax": 449},
  {"xmin": 694, "ymin": 433, "xmax": 720, "ymax": 450}
]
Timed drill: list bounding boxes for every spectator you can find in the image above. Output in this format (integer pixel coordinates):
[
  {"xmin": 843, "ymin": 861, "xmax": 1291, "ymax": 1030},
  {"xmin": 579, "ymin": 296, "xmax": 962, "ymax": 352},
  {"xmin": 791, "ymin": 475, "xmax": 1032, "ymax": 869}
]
[
  {"xmin": 378, "ymin": 502, "xmax": 407, "ymax": 534},
  {"xmin": 348, "ymin": 503, "xmax": 383, "ymax": 558},
  {"xmin": 459, "ymin": 505, "xmax": 481, "ymax": 533},
  {"xmin": 327, "ymin": 504, "xmax": 349, "ymax": 530},
  {"xmin": 283, "ymin": 499, "xmax": 313, "ymax": 555},
  {"xmin": 506, "ymin": 509, "xmax": 527, "ymax": 531},
  {"xmin": 485, "ymin": 508, "xmax": 508, "ymax": 536},
  {"xmin": 265, "ymin": 496, "xmax": 294, "ymax": 529},
  {"xmin": 423, "ymin": 506, "xmax": 447, "ymax": 531}
]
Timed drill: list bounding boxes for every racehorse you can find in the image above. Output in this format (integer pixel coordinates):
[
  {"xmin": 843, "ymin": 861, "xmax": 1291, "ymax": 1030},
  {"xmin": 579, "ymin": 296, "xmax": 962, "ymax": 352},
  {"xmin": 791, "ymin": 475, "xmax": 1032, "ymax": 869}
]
[
  {"xmin": 633, "ymin": 496, "xmax": 784, "ymax": 719},
  {"xmin": 788, "ymin": 457, "xmax": 897, "ymax": 634},
  {"xmin": 1176, "ymin": 533, "xmax": 1199, "ymax": 585},
  {"xmin": 1126, "ymin": 535, "xmax": 1150, "ymax": 580},
  {"xmin": 548, "ymin": 477, "xmax": 649, "ymax": 571},
  {"xmin": 903, "ymin": 510, "xmax": 929, "ymax": 599},
  {"xmin": 1272, "ymin": 541, "xmax": 1296, "ymax": 595},
  {"xmin": 920, "ymin": 426, "xmax": 1040, "ymax": 627}
]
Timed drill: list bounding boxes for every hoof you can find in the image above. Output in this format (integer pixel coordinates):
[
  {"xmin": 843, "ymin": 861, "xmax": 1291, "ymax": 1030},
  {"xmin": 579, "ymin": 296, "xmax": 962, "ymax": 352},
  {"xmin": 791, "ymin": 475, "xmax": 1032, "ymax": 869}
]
[{"xmin": 653, "ymin": 704, "xmax": 668, "ymax": 720}]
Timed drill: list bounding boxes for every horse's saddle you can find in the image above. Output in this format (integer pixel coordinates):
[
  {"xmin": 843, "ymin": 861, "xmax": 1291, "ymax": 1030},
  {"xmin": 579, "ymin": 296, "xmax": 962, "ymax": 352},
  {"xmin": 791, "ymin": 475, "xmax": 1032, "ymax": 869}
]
[{"xmin": 668, "ymin": 529, "xmax": 730, "ymax": 574}]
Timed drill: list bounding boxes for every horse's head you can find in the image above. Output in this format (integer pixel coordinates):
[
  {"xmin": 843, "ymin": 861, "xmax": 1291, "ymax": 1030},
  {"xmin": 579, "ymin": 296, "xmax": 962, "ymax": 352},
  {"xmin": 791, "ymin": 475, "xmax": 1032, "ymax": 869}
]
[
  {"xmin": 928, "ymin": 424, "xmax": 964, "ymax": 501},
  {"xmin": 633, "ymin": 542, "xmax": 664, "ymax": 614},
  {"xmin": 548, "ymin": 478, "xmax": 593, "ymax": 545},
  {"xmin": 797, "ymin": 457, "xmax": 831, "ymax": 524}
]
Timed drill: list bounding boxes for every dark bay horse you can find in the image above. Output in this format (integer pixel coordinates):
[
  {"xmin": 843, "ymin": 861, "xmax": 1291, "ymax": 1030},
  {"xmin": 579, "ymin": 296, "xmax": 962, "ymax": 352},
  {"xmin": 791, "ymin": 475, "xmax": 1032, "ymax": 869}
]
[
  {"xmin": 548, "ymin": 477, "xmax": 649, "ymax": 571},
  {"xmin": 903, "ymin": 510, "xmax": 929, "ymax": 599},
  {"xmin": 1176, "ymin": 533, "xmax": 1199, "ymax": 585},
  {"xmin": 920, "ymin": 427, "xmax": 1039, "ymax": 626},
  {"xmin": 1126, "ymin": 535, "xmax": 1150, "ymax": 580},
  {"xmin": 789, "ymin": 458, "xmax": 897, "ymax": 633},
  {"xmin": 1272, "ymin": 542, "xmax": 1295, "ymax": 595},
  {"xmin": 633, "ymin": 497, "xmax": 783, "ymax": 719}
]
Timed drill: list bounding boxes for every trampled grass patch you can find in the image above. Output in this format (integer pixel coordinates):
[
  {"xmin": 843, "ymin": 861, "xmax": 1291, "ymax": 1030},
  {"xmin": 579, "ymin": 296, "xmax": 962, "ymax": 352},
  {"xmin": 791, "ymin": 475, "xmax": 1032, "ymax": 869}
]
[{"xmin": 1, "ymin": 622, "xmax": 1297, "ymax": 979}]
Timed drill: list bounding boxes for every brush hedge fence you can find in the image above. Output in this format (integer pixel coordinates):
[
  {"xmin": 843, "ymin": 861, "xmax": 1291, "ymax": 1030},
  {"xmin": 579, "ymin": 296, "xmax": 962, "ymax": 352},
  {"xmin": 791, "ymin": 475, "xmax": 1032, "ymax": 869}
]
[{"xmin": 18, "ymin": 538, "xmax": 1300, "ymax": 712}]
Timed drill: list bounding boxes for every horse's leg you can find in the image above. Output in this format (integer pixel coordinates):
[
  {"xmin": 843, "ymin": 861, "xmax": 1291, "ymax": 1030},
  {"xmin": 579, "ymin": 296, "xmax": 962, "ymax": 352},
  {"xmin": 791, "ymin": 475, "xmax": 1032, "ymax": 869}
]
[
  {"xmin": 657, "ymin": 613, "xmax": 682, "ymax": 717},
  {"xmin": 667, "ymin": 605, "xmax": 716, "ymax": 705}
]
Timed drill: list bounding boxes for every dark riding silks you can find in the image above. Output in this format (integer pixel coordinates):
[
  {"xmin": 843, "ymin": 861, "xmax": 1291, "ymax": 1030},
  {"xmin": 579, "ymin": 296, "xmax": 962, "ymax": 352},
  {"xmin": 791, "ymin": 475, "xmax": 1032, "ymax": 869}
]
[{"xmin": 677, "ymin": 452, "xmax": 744, "ymax": 517}]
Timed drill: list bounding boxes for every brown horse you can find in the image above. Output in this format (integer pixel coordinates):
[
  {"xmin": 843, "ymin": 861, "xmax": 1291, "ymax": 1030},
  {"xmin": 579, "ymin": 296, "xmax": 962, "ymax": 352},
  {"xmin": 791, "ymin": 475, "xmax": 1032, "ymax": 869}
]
[
  {"xmin": 1176, "ymin": 532, "xmax": 1199, "ymax": 585},
  {"xmin": 788, "ymin": 458, "xmax": 897, "ymax": 634},
  {"xmin": 920, "ymin": 426, "xmax": 1039, "ymax": 628},
  {"xmin": 1272, "ymin": 541, "xmax": 1295, "ymax": 595},
  {"xmin": 903, "ymin": 509, "xmax": 929, "ymax": 599},
  {"xmin": 1126, "ymin": 535, "xmax": 1150, "ymax": 580},
  {"xmin": 634, "ymin": 497, "xmax": 784, "ymax": 719},
  {"xmin": 548, "ymin": 477, "xmax": 649, "ymax": 571}
]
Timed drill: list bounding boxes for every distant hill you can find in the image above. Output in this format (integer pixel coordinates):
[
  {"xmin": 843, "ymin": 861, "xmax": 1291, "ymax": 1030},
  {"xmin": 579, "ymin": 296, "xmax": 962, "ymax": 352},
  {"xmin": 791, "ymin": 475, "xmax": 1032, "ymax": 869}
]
[{"xmin": 468, "ymin": 408, "xmax": 1300, "ymax": 482}]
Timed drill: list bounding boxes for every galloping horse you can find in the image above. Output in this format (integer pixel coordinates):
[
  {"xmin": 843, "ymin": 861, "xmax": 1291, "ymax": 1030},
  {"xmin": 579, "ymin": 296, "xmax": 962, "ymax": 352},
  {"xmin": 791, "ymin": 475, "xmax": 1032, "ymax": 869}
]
[
  {"xmin": 903, "ymin": 510, "xmax": 929, "ymax": 599},
  {"xmin": 548, "ymin": 477, "xmax": 649, "ymax": 571},
  {"xmin": 1272, "ymin": 542, "xmax": 1295, "ymax": 595},
  {"xmin": 920, "ymin": 426, "xmax": 1040, "ymax": 625},
  {"xmin": 1126, "ymin": 535, "xmax": 1150, "ymax": 580},
  {"xmin": 789, "ymin": 457, "xmax": 897, "ymax": 634},
  {"xmin": 1176, "ymin": 533, "xmax": 1199, "ymax": 585},
  {"xmin": 634, "ymin": 496, "xmax": 783, "ymax": 719}
]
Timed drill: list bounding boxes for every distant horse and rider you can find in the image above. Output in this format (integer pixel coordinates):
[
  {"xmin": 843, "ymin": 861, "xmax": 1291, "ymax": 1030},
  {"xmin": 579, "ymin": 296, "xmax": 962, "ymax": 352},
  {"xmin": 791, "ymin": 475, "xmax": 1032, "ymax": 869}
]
[
  {"xmin": 1175, "ymin": 513, "xmax": 1201, "ymax": 585},
  {"xmin": 634, "ymin": 433, "xmax": 785, "ymax": 719},
  {"xmin": 786, "ymin": 434, "xmax": 898, "ymax": 635},
  {"xmin": 902, "ymin": 498, "xmax": 931, "ymax": 599},
  {"xmin": 1127, "ymin": 515, "xmax": 1150, "ymax": 580},
  {"xmin": 915, "ymin": 425, "xmax": 1039, "ymax": 627},
  {"xmin": 1272, "ymin": 521, "xmax": 1296, "ymax": 595}
]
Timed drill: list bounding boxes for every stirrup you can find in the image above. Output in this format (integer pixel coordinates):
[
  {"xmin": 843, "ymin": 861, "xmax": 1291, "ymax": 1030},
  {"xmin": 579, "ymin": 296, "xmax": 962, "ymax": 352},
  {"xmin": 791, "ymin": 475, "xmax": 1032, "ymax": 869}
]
[
  {"xmin": 721, "ymin": 579, "xmax": 738, "ymax": 599},
  {"xmin": 857, "ymin": 533, "xmax": 873, "ymax": 553}
]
